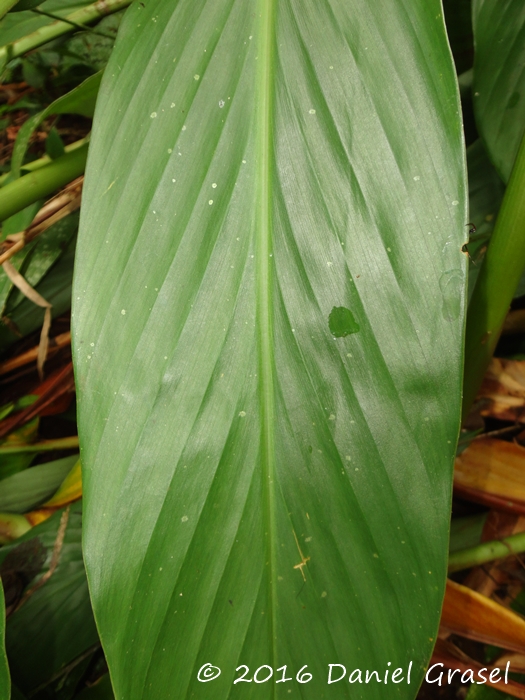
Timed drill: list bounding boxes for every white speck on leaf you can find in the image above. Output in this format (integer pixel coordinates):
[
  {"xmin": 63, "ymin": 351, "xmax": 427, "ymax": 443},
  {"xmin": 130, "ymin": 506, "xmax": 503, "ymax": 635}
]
[
  {"xmin": 239, "ymin": 411, "xmax": 246, "ymax": 417},
  {"xmin": 194, "ymin": 74, "xmax": 200, "ymax": 80},
  {"xmin": 150, "ymin": 112, "xmax": 157, "ymax": 118},
  {"xmin": 181, "ymin": 516, "xmax": 188, "ymax": 522},
  {"xmin": 452, "ymin": 200, "xmax": 459, "ymax": 206},
  {"xmin": 309, "ymin": 109, "xmax": 316, "ymax": 114},
  {"xmin": 219, "ymin": 100, "xmax": 225, "ymax": 108},
  {"xmin": 121, "ymin": 310, "xmax": 126, "ymax": 315}
]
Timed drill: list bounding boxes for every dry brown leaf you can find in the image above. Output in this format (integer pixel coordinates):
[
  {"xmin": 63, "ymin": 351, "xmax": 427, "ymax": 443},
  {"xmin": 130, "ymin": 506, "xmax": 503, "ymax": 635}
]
[
  {"xmin": 441, "ymin": 579, "xmax": 525, "ymax": 653},
  {"xmin": 0, "ymin": 179, "xmax": 82, "ymax": 266},
  {"xmin": 0, "ymin": 362, "xmax": 74, "ymax": 439},
  {"xmin": 430, "ymin": 638, "xmax": 525, "ymax": 699},
  {"xmin": 462, "ymin": 511, "xmax": 525, "ymax": 599},
  {"xmin": 1, "ymin": 260, "xmax": 51, "ymax": 378},
  {"xmin": 455, "ymin": 439, "xmax": 525, "ymax": 511},
  {"xmin": 478, "ymin": 358, "xmax": 525, "ymax": 421},
  {"xmin": 493, "ymin": 652, "xmax": 525, "ymax": 674},
  {"xmin": 0, "ymin": 331, "xmax": 71, "ymax": 376}
]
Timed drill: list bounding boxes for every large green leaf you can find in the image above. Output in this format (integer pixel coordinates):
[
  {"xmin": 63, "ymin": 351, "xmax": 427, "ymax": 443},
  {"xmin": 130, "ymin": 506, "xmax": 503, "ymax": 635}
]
[
  {"xmin": 73, "ymin": 1, "xmax": 467, "ymax": 698},
  {"xmin": 472, "ymin": 0, "xmax": 525, "ymax": 182}
]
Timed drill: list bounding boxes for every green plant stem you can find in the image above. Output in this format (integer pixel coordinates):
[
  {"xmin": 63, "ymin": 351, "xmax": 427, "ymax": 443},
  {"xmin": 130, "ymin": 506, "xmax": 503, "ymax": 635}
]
[
  {"xmin": 31, "ymin": 8, "xmax": 116, "ymax": 39},
  {"xmin": 0, "ymin": 0, "xmax": 19, "ymax": 21},
  {"xmin": 0, "ymin": 0, "xmax": 131, "ymax": 66},
  {"xmin": 0, "ymin": 436, "xmax": 79, "ymax": 454},
  {"xmin": 0, "ymin": 136, "xmax": 89, "ymax": 187},
  {"xmin": 448, "ymin": 530, "xmax": 525, "ymax": 573},
  {"xmin": 0, "ymin": 143, "xmax": 87, "ymax": 221},
  {"xmin": 462, "ymin": 131, "xmax": 525, "ymax": 420}
]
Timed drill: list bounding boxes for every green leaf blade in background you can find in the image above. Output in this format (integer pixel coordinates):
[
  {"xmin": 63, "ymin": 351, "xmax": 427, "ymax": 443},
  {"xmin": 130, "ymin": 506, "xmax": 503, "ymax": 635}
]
[
  {"xmin": 0, "ymin": 454, "xmax": 78, "ymax": 512},
  {"xmin": 11, "ymin": 71, "xmax": 100, "ymax": 178},
  {"xmin": 0, "ymin": 580, "xmax": 9, "ymax": 700},
  {"xmin": 0, "ymin": 503, "xmax": 99, "ymax": 698},
  {"xmin": 472, "ymin": 0, "xmax": 525, "ymax": 182},
  {"xmin": 73, "ymin": 1, "xmax": 467, "ymax": 698},
  {"xmin": 0, "ymin": 0, "xmax": 91, "ymax": 44}
]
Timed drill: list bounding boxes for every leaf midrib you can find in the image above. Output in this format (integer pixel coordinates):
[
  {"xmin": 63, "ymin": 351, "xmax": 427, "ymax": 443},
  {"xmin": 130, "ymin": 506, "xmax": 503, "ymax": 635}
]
[{"xmin": 256, "ymin": 0, "xmax": 277, "ymax": 680}]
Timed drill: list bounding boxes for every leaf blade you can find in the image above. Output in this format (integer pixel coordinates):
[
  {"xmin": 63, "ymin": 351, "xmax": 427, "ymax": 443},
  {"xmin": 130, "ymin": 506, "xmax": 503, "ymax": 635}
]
[
  {"xmin": 74, "ymin": 1, "xmax": 467, "ymax": 698},
  {"xmin": 473, "ymin": 0, "xmax": 525, "ymax": 182}
]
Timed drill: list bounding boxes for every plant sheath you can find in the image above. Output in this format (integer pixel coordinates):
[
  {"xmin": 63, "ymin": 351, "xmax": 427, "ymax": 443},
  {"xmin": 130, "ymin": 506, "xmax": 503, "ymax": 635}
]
[
  {"xmin": 0, "ymin": 144, "xmax": 88, "ymax": 222},
  {"xmin": 448, "ymin": 530, "xmax": 525, "ymax": 573},
  {"xmin": 462, "ymin": 132, "xmax": 525, "ymax": 419}
]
